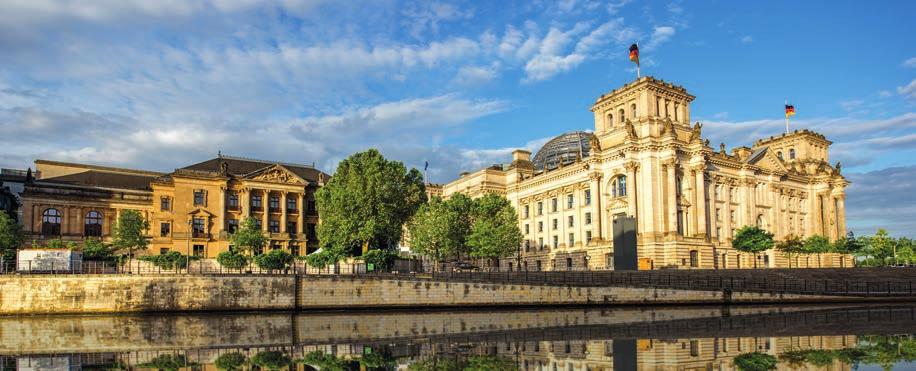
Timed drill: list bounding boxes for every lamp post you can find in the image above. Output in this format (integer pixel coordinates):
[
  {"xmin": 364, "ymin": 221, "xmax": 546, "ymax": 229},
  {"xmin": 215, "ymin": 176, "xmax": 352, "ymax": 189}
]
[{"xmin": 187, "ymin": 218, "xmax": 193, "ymax": 274}]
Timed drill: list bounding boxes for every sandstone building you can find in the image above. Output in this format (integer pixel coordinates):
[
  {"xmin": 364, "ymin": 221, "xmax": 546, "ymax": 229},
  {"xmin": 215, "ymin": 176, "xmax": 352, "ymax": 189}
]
[
  {"xmin": 443, "ymin": 77, "xmax": 849, "ymax": 270},
  {"xmin": 19, "ymin": 155, "xmax": 328, "ymax": 258}
]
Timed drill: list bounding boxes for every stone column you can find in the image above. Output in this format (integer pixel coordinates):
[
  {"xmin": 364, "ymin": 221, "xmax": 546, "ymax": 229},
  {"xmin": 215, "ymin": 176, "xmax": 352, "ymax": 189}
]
[
  {"xmin": 625, "ymin": 162, "xmax": 638, "ymax": 219},
  {"xmin": 261, "ymin": 190, "xmax": 269, "ymax": 232},
  {"xmin": 693, "ymin": 165, "xmax": 707, "ymax": 238},
  {"xmin": 298, "ymin": 193, "xmax": 305, "ymax": 235},
  {"xmin": 280, "ymin": 191, "xmax": 288, "ymax": 233},
  {"xmin": 836, "ymin": 195, "xmax": 846, "ymax": 238},
  {"xmin": 75, "ymin": 208, "xmax": 83, "ymax": 237},
  {"xmin": 241, "ymin": 188, "xmax": 250, "ymax": 220},
  {"xmin": 664, "ymin": 159, "xmax": 678, "ymax": 234},
  {"xmin": 723, "ymin": 183, "xmax": 732, "ymax": 239},
  {"xmin": 218, "ymin": 186, "xmax": 227, "ymax": 234},
  {"xmin": 587, "ymin": 173, "xmax": 602, "ymax": 240}
]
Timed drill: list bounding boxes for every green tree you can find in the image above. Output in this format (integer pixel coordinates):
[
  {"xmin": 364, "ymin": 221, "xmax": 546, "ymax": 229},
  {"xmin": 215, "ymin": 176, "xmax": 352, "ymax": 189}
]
[
  {"xmin": 250, "ymin": 351, "xmax": 291, "ymax": 370},
  {"xmin": 0, "ymin": 212, "xmax": 23, "ymax": 263},
  {"xmin": 731, "ymin": 226, "xmax": 775, "ymax": 268},
  {"xmin": 834, "ymin": 231, "xmax": 864, "ymax": 266},
  {"xmin": 734, "ymin": 352, "xmax": 777, "ymax": 371},
  {"xmin": 213, "ymin": 352, "xmax": 247, "ymax": 371},
  {"xmin": 868, "ymin": 229, "xmax": 896, "ymax": 266},
  {"xmin": 254, "ymin": 249, "xmax": 294, "ymax": 271},
  {"xmin": 897, "ymin": 238, "xmax": 914, "ymax": 265},
  {"xmin": 139, "ymin": 251, "xmax": 197, "ymax": 270},
  {"xmin": 216, "ymin": 250, "xmax": 250, "ymax": 270},
  {"xmin": 316, "ymin": 149, "xmax": 426, "ymax": 261},
  {"xmin": 467, "ymin": 193, "xmax": 523, "ymax": 261},
  {"xmin": 803, "ymin": 235, "xmax": 832, "ymax": 268},
  {"xmin": 112, "ymin": 210, "xmax": 150, "ymax": 263},
  {"xmin": 775, "ymin": 235, "xmax": 804, "ymax": 268},
  {"xmin": 406, "ymin": 198, "xmax": 461, "ymax": 266},
  {"xmin": 228, "ymin": 217, "xmax": 268, "ymax": 256},
  {"xmin": 82, "ymin": 239, "xmax": 115, "ymax": 261},
  {"xmin": 137, "ymin": 354, "xmax": 195, "ymax": 371}
]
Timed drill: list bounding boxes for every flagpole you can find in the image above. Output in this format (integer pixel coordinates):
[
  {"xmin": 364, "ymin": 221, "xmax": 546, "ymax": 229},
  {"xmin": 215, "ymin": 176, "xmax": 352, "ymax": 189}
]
[
  {"xmin": 636, "ymin": 41, "xmax": 640, "ymax": 79},
  {"xmin": 785, "ymin": 99, "xmax": 789, "ymax": 134}
]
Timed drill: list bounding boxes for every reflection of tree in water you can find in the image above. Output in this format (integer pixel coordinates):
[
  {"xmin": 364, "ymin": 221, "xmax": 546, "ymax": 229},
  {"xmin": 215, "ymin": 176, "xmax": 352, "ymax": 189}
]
[
  {"xmin": 779, "ymin": 335, "xmax": 916, "ymax": 370},
  {"xmin": 407, "ymin": 355, "xmax": 519, "ymax": 371},
  {"xmin": 733, "ymin": 352, "xmax": 777, "ymax": 371}
]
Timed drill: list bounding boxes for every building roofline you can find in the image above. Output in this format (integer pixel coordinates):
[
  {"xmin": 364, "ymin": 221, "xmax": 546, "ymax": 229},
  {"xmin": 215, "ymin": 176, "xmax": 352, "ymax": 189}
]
[
  {"xmin": 34, "ymin": 159, "xmax": 165, "ymax": 177},
  {"xmin": 216, "ymin": 153, "xmax": 316, "ymax": 169}
]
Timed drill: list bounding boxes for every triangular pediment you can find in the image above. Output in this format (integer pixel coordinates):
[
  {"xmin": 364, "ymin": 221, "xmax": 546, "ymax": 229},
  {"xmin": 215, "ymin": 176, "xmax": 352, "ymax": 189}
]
[
  {"xmin": 187, "ymin": 208, "xmax": 215, "ymax": 217},
  {"xmin": 243, "ymin": 164, "xmax": 306, "ymax": 185},
  {"xmin": 747, "ymin": 147, "xmax": 788, "ymax": 173}
]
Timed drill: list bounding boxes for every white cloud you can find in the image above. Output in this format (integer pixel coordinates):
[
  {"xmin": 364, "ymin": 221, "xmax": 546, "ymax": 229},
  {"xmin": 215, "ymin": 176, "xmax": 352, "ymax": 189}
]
[
  {"xmin": 740, "ymin": 35, "xmax": 753, "ymax": 44},
  {"xmin": 879, "ymin": 90, "xmax": 892, "ymax": 98},
  {"xmin": 839, "ymin": 99, "xmax": 864, "ymax": 111},
  {"xmin": 401, "ymin": 1, "xmax": 474, "ymax": 40},
  {"xmin": 644, "ymin": 26, "xmax": 675, "ymax": 51},
  {"xmin": 452, "ymin": 64, "xmax": 499, "ymax": 85},
  {"xmin": 522, "ymin": 19, "xmax": 636, "ymax": 82},
  {"xmin": 898, "ymin": 79, "xmax": 916, "ymax": 101},
  {"xmin": 902, "ymin": 57, "xmax": 916, "ymax": 68}
]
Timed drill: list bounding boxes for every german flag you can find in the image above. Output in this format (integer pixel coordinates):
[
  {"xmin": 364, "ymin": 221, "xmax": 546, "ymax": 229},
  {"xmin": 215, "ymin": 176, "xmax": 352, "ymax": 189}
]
[
  {"xmin": 785, "ymin": 104, "xmax": 796, "ymax": 118},
  {"xmin": 629, "ymin": 43, "xmax": 639, "ymax": 65}
]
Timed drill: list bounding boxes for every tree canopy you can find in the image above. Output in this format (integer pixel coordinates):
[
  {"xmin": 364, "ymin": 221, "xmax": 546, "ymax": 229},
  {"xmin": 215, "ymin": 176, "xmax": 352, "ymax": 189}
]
[
  {"xmin": 229, "ymin": 217, "xmax": 268, "ymax": 255},
  {"xmin": 0, "ymin": 212, "xmax": 23, "ymax": 262},
  {"xmin": 111, "ymin": 210, "xmax": 149, "ymax": 257},
  {"xmin": 774, "ymin": 235, "xmax": 804, "ymax": 268},
  {"xmin": 315, "ymin": 149, "xmax": 426, "ymax": 260},
  {"xmin": 408, "ymin": 192, "xmax": 522, "ymax": 263},
  {"xmin": 732, "ymin": 226, "xmax": 775, "ymax": 268}
]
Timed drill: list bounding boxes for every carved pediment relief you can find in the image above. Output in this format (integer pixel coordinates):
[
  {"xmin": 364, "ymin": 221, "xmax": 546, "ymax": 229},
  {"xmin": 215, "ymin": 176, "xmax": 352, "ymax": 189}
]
[
  {"xmin": 606, "ymin": 197, "xmax": 628, "ymax": 210},
  {"xmin": 247, "ymin": 165, "xmax": 305, "ymax": 185}
]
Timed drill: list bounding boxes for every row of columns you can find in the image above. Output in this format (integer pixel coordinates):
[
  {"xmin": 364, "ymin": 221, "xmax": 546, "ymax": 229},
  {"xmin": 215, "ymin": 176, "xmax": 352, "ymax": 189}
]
[{"xmin": 237, "ymin": 188, "xmax": 307, "ymax": 235}]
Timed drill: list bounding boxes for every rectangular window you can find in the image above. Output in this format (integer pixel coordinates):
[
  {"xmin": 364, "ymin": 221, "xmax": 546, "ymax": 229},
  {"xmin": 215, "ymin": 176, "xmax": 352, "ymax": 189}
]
[
  {"xmin": 269, "ymin": 219, "xmax": 280, "ymax": 233},
  {"xmin": 538, "ymin": 221, "xmax": 543, "ymax": 232},
  {"xmin": 308, "ymin": 200, "xmax": 317, "ymax": 214},
  {"xmin": 254, "ymin": 219, "xmax": 262, "ymax": 230},
  {"xmin": 160, "ymin": 197, "xmax": 170, "ymax": 211},
  {"xmin": 160, "ymin": 222, "xmax": 170, "ymax": 237},
  {"xmin": 716, "ymin": 208, "xmax": 721, "ymax": 221},
  {"xmin": 192, "ymin": 217, "xmax": 206, "ymax": 237},
  {"xmin": 523, "ymin": 205, "xmax": 529, "ymax": 218},
  {"xmin": 307, "ymin": 223, "xmax": 317, "ymax": 240},
  {"xmin": 160, "ymin": 248, "xmax": 170, "ymax": 254},
  {"xmin": 193, "ymin": 190, "xmax": 205, "ymax": 206},
  {"xmin": 568, "ymin": 215, "xmax": 574, "ymax": 227},
  {"xmin": 227, "ymin": 192, "xmax": 239, "ymax": 209},
  {"xmin": 552, "ymin": 219, "xmax": 558, "ymax": 230},
  {"xmin": 566, "ymin": 257, "xmax": 572, "ymax": 270},
  {"xmin": 524, "ymin": 224, "xmax": 530, "ymax": 234},
  {"xmin": 193, "ymin": 245, "xmax": 204, "ymax": 257},
  {"xmin": 586, "ymin": 230, "xmax": 592, "ymax": 243},
  {"xmin": 566, "ymin": 194, "xmax": 574, "ymax": 209},
  {"xmin": 270, "ymin": 241, "xmax": 281, "ymax": 250},
  {"xmin": 584, "ymin": 189, "xmax": 591, "ymax": 205},
  {"xmin": 227, "ymin": 219, "xmax": 238, "ymax": 233},
  {"xmin": 538, "ymin": 237, "xmax": 544, "ymax": 250},
  {"xmin": 524, "ymin": 240, "xmax": 530, "ymax": 252},
  {"xmin": 537, "ymin": 202, "xmax": 543, "ymax": 216},
  {"xmin": 290, "ymin": 242, "xmax": 300, "ymax": 256},
  {"xmin": 551, "ymin": 198, "xmax": 558, "ymax": 212},
  {"xmin": 251, "ymin": 194, "xmax": 262, "ymax": 209},
  {"xmin": 269, "ymin": 195, "xmax": 280, "ymax": 210},
  {"xmin": 287, "ymin": 221, "xmax": 297, "ymax": 234},
  {"xmin": 585, "ymin": 212, "xmax": 592, "ymax": 225},
  {"xmin": 287, "ymin": 197, "xmax": 297, "ymax": 212},
  {"xmin": 552, "ymin": 236, "xmax": 558, "ymax": 249},
  {"xmin": 568, "ymin": 233, "xmax": 574, "ymax": 247}
]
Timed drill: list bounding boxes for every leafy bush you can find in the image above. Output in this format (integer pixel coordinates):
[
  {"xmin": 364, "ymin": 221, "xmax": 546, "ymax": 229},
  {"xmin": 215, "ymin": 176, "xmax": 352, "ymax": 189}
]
[
  {"xmin": 250, "ymin": 351, "xmax": 291, "ymax": 370},
  {"xmin": 82, "ymin": 239, "xmax": 116, "ymax": 261},
  {"xmin": 214, "ymin": 352, "xmax": 247, "ymax": 370},
  {"xmin": 300, "ymin": 351, "xmax": 349, "ymax": 371},
  {"xmin": 303, "ymin": 248, "xmax": 344, "ymax": 269},
  {"xmin": 734, "ymin": 352, "xmax": 777, "ymax": 371},
  {"xmin": 361, "ymin": 249, "xmax": 397, "ymax": 270},
  {"xmin": 216, "ymin": 250, "xmax": 249, "ymax": 270},
  {"xmin": 139, "ymin": 251, "xmax": 198, "ymax": 270},
  {"xmin": 136, "ymin": 354, "xmax": 195, "ymax": 371},
  {"xmin": 254, "ymin": 250, "xmax": 293, "ymax": 270},
  {"xmin": 41, "ymin": 239, "xmax": 75, "ymax": 250}
]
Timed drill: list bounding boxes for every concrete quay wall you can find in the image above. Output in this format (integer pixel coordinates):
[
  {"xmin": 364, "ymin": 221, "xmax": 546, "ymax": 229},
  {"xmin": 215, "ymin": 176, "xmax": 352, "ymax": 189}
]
[{"xmin": 0, "ymin": 274, "xmax": 890, "ymax": 315}]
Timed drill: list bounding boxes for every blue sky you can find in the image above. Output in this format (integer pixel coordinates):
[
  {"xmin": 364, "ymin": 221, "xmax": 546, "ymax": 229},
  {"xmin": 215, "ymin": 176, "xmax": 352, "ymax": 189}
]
[{"xmin": 0, "ymin": 0, "xmax": 913, "ymax": 236}]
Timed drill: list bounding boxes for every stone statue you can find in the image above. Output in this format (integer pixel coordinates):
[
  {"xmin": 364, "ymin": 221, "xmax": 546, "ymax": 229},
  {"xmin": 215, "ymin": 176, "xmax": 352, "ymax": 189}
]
[
  {"xmin": 704, "ymin": 139, "xmax": 711, "ymax": 147},
  {"xmin": 219, "ymin": 161, "xmax": 229, "ymax": 175},
  {"xmin": 835, "ymin": 161, "xmax": 842, "ymax": 174},
  {"xmin": 625, "ymin": 120, "xmax": 637, "ymax": 139},
  {"xmin": 589, "ymin": 135, "xmax": 601, "ymax": 151},
  {"xmin": 719, "ymin": 143, "xmax": 726, "ymax": 154},
  {"xmin": 689, "ymin": 122, "xmax": 703, "ymax": 142}
]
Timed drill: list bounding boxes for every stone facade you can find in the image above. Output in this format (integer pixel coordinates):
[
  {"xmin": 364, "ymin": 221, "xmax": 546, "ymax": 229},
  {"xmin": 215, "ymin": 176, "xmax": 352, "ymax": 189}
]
[
  {"xmin": 443, "ymin": 77, "xmax": 850, "ymax": 270},
  {"xmin": 19, "ymin": 155, "xmax": 328, "ymax": 258}
]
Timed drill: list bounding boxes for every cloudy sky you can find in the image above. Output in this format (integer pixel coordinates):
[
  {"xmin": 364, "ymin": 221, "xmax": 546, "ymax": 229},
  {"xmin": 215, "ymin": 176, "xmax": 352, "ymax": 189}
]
[{"xmin": 0, "ymin": 0, "xmax": 913, "ymax": 237}]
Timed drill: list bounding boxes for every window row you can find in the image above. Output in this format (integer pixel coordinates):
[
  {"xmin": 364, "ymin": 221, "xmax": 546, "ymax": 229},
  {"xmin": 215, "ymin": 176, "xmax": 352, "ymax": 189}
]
[
  {"xmin": 525, "ymin": 213, "xmax": 592, "ymax": 234},
  {"xmin": 40, "ymin": 208, "xmax": 104, "ymax": 237},
  {"xmin": 523, "ymin": 231, "xmax": 592, "ymax": 252},
  {"xmin": 160, "ymin": 192, "xmax": 317, "ymax": 214}
]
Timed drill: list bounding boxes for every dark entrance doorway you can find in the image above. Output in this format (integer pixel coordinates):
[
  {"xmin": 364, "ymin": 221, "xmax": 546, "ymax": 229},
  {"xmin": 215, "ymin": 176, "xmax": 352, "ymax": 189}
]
[{"xmin": 613, "ymin": 215, "xmax": 638, "ymax": 271}]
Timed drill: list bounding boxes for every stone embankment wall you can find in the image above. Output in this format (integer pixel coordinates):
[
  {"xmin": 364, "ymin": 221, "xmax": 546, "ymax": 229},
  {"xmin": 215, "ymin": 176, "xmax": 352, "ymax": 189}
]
[
  {"xmin": 0, "ymin": 275, "xmax": 295, "ymax": 314},
  {"xmin": 0, "ymin": 274, "xmax": 884, "ymax": 315}
]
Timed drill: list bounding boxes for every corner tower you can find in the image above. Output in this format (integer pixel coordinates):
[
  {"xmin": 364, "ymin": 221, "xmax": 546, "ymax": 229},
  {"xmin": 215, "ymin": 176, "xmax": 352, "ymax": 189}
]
[{"xmin": 590, "ymin": 77, "xmax": 696, "ymax": 146}]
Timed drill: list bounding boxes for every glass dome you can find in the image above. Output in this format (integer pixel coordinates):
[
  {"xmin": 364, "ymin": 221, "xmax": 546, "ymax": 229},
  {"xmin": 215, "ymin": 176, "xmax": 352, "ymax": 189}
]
[{"xmin": 532, "ymin": 131, "xmax": 595, "ymax": 171}]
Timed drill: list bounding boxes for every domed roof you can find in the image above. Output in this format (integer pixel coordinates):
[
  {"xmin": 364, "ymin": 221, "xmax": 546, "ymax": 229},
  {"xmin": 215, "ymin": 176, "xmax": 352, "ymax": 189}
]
[{"xmin": 532, "ymin": 131, "xmax": 595, "ymax": 171}]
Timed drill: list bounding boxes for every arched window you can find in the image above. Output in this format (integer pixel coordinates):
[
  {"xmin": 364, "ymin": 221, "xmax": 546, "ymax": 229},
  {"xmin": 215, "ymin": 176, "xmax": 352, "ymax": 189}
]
[
  {"xmin": 618, "ymin": 109, "xmax": 625, "ymax": 124},
  {"xmin": 630, "ymin": 103, "xmax": 637, "ymax": 118},
  {"xmin": 789, "ymin": 148, "xmax": 796, "ymax": 160},
  {"xmin": 606, "ymin": 113, "xmax": 613, "ymax": 130},
  {"xmin": 777, "ymin": 151, "xmax": 783, "ymax": 160},
  {"xmin": 85, "ymin": 211, "xmax": 103, "ymax": 237},
  {"xmin": 612, "ymin": 175, "xmax": 627, "ymax": 198},
  {"xmin": 41, "ymin": 208, "xmax": 62, "ymax": 236},
  {"xmin": 756, "ymin": 214, "xmax": 766, "ymax": 229}
]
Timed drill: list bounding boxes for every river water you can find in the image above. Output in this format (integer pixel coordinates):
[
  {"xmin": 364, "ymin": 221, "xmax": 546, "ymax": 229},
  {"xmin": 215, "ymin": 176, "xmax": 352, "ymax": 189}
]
[{"xmin": 2, "ymin": 304, "xmax": 915, "ymax": 370}]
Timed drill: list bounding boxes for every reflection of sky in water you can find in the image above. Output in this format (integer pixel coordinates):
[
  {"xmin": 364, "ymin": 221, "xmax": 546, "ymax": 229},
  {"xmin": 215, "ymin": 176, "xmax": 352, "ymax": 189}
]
[{"xmin": 2, "ymin": 305, "xmax": 916, "ymax": 370}]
